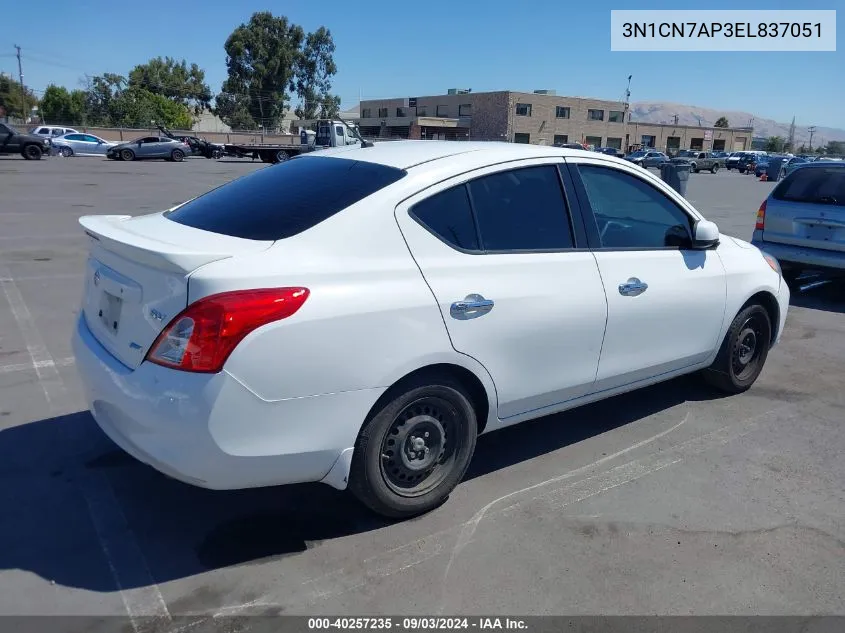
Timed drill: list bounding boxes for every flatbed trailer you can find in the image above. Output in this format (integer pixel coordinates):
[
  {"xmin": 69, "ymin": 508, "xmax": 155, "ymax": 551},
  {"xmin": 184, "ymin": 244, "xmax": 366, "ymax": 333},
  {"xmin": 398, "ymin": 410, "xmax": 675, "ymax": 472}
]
[{"xmin": 222, "ymin": 142, "xmax": 318, "ymax": 164}]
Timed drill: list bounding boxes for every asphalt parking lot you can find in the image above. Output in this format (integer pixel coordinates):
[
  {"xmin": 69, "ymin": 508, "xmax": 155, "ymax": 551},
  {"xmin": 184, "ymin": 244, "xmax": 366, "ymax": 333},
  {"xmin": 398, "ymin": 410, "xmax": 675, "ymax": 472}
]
[{"xmin": 1, "ymin": 155, "xmax": 843, "ymax": 624}]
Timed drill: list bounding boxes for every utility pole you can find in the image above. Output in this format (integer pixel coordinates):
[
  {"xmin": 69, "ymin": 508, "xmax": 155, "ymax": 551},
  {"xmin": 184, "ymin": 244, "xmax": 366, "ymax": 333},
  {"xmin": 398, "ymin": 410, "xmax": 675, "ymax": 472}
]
[
  {"xmin": 14, "ymin": 45, "xmax": 26, "ymax": 122},
  {"xmin": 787, "ymin": 116, "xmax": 795, "ymax": 152},
  {"xmin": 808, "ymin": 126, "xmax": 816, "ymax": 152},
  {"xmin": 622, "ymin": 74, "xmax": 632, "ymax": 153}
]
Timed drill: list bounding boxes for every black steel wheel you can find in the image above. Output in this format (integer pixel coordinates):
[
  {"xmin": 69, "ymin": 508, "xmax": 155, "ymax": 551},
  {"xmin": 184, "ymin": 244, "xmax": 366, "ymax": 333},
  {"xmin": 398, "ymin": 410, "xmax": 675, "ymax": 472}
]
[
  {"xmin": 349, "ymin": 376, "xmax": 478, "ymax": 518},
  {"xmin": 704, "ymin": 304, "xmax": 772, "ymax": 393},
  {"xmin": 171, "ymin": 149, "xmax": 185, "ymax": 162}
]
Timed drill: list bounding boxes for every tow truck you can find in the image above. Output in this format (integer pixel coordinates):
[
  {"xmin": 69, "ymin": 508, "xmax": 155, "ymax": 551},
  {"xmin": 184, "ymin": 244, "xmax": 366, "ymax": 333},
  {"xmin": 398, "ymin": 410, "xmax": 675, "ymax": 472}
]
[{"xmin": 223, "ymin": 119, "xmax": 367, "ymax": 163}]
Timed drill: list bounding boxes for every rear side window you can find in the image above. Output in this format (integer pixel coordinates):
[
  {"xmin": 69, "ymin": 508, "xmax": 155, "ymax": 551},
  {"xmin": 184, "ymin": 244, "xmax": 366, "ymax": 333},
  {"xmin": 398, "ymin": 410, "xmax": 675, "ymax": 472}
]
[
  {"xmin": 411, "ymin": 185, "xmax": 479, "ymax": 251},
  {"xmin": 167, "ymin": 156, "xmax": 407, "ymax": 240},
  {"xmin": 468, "ymin": 166, "xmax": 574, "ymax": 251},
  {"xmin": 773, "ymin": 168, "xmax": 845, "ymax": 206}
]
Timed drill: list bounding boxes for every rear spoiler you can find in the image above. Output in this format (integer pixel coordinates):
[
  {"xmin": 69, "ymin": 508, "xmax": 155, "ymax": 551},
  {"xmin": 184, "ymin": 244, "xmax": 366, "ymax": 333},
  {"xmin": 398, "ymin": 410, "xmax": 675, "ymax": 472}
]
[{"xmin": 79, "ymin": 214, "xmax": 272, "ymax": 275}]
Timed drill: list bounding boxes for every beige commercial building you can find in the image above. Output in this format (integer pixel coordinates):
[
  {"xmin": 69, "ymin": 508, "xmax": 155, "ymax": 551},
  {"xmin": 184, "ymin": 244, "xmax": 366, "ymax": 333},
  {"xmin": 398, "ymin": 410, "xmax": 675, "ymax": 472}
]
[{"xmin": 357, "ymin": 90, "xmax": 752, "ymax": 153}]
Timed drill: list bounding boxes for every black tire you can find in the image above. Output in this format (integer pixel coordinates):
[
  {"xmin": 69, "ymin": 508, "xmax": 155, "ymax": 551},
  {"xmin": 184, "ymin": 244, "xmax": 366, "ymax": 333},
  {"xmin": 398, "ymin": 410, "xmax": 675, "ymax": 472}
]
[
  {"xmin": 349, "ymin": 376, "xmax": 478, "ymax": 519},
  {"xmin": 690, "ymin": 163, "xmax": 698, "ymax": 173},
  {"xmin": 274, "ymin": 150, "xmax": 289, "ymax": 163},
  {"xmin": 60, "ymin": 146, "xmax": 73, "ymax": 158},
  {"xmin": 703, "ymin": 304, "xmax": 772, "ymax": 394},
  {"xmin": 171, "ymin": 149, "xmax": 184, "ymax": 162},
  {"xmin": 23, "ymin": 144, "xmax": 43, "ymax": 160},
  {"xmin": 711, "ymin": 164, "xmax": 719, "ymax": 174},
  {"xmin": 120, "ymin": 149, "xmax": 135, "ymax": 162}
]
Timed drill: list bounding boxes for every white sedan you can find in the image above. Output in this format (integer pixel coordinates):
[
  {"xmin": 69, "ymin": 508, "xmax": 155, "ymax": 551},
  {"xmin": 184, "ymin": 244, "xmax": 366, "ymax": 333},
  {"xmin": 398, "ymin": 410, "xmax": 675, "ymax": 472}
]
[{"xmin": 72, "ymin": 142, "xmax": 789, "ymax": 518}]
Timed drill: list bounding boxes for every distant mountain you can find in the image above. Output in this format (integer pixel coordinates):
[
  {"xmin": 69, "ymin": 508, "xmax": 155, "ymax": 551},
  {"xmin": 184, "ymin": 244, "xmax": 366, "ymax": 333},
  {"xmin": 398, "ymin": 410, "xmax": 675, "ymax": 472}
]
[{"xmin": 631, "ymin": 101, "xmax": 844, "ymax": 147}]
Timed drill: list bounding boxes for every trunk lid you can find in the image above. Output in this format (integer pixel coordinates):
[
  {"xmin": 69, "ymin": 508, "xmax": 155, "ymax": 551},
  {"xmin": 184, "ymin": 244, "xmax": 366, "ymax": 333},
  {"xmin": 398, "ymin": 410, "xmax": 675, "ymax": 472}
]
[
  {"xmin": 762, "ymin": 166, "xmax": 845, "ymax": 254},
  {"xmin": 79, "ymin": 213, "xmax": 273, "ymax": 369}
]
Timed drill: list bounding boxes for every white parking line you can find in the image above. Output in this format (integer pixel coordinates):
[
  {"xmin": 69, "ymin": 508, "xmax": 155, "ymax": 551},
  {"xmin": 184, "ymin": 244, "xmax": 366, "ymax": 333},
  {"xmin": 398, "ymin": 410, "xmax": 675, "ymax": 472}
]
[
  {"xmin": 0, "ymin": 266, "xmax": 170, "ymax": 631},
  {"xmin": 0, "ymin": 356, "xmax": 75, "ymax": 375}
]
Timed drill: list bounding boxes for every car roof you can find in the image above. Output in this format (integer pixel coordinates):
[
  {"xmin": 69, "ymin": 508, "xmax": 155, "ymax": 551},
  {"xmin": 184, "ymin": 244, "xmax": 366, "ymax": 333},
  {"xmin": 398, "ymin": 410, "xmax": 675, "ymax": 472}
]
[{"xmin": 310, "ymin": 140, "xmax": 593, "ymax": 170}]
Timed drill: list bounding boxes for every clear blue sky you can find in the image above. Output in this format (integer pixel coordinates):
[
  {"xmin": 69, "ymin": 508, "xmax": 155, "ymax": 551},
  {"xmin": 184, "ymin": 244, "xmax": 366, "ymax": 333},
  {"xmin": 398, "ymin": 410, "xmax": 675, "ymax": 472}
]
[{"xmin": 2, "ymin": 0, "xmax": 842, "ymax": 128}]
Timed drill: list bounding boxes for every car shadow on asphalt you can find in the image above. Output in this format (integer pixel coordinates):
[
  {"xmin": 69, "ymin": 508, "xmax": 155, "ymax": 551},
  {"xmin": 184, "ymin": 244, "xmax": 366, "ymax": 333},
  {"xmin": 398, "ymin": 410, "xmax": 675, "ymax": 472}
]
[
  {"xmin": 0, "ymin": 373, "xmax": 729, "ymax": 594},
  {"xmin": 789, "ymin": 278, "xmax": 844, "ymax": 314}
]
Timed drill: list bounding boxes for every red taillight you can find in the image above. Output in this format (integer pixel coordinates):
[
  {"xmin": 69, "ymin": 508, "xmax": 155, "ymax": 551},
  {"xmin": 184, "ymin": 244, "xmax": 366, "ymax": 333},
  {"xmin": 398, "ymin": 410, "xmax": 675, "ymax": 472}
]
[
  {"xmin": 145, "ymin": 287, "xmax": 309, "ymax": 373},
  {"xmin": 755, "ymin": 199, "xmax": 767, "ymax": 230}
]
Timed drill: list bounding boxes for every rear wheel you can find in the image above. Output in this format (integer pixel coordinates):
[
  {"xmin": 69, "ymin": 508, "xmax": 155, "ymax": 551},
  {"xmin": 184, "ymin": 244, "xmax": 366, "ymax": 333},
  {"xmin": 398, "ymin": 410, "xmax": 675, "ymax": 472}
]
[
  {"xmin": 349, "ymin": 376, "xmax": 478, "ymax": 519},
  {"xmin": 711, "ymin": 164, "xmax": 719, "ymax": 174},
  {"xmin": 171, "ymin": 149, "xmax": 184, "ymax": 162},
  {"xmin": 274, "ymin": 150, "xmax": 289, "ymax": 163},
  {"xmin": 703, "ymin": 304, "xmax": 772, "ymax": 394},
  {"xmin": 120, "ymin": 149, "xmax": 135, "ymax": 162},
  {"xmin": 23, "ymin": 144, "xmax": 43, "ymax": 160}
]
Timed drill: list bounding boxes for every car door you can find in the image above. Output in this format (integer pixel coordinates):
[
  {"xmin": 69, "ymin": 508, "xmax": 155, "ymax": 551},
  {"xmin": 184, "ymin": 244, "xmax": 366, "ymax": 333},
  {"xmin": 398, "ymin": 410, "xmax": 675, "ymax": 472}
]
[
  {"xmin": 0, "ymin": 124, "xmax": 19, "ymax": 153},
  {"xmin": 394, "ymin": 160, "xmax": 608, "ymax": 420},
  {"xmin": 567, "ymin": 157, "xmax": 727, "ymax": 392},
  {"xmin": 86, "ymin": 135, "xmax": 109, "ymax": 155}
]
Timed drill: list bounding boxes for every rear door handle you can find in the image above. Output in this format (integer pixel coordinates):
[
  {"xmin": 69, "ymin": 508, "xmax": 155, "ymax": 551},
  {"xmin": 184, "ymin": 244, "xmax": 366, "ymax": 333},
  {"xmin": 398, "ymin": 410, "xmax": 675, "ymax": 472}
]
[
  {"xmin": 618, "ymin": 277, "xmax": 648, "ymax": 297},
  {"xmin": 450, "ymin": 294, "xmax": 494, "ymax": 319}
]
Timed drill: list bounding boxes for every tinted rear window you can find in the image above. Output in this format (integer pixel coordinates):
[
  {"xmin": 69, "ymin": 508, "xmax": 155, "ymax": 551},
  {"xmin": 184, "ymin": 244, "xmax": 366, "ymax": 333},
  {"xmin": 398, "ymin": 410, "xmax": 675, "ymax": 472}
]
[
  {"xmin": 772, "ymin": 167, "xmax": 845, "ymax": 206},
  {"xmin": 167, "ymin": 156, "xmax": 407, "ymax": 240}
]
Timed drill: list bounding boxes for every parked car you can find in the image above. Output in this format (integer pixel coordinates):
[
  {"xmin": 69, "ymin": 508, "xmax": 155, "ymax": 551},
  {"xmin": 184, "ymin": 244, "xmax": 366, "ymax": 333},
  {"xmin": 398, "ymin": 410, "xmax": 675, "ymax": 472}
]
[
  {"xmin": 737, "ymin": 153, "xmax": 760, "ymax": 174},
  {"xmin": 72, "ymin": 141, "xmax": 789, "ymax": 519},
  {"xmin": 727, "ymin": 151, "xmax": 766, "ymax": 171},
  {"xmin": 106, "ymin": 136, "xmax": 190, "ymax": 162},
  {"xmin": 157, "ymin": 125, "xmax": 224, "ymax": 159},
  {"xmin": 672, "ymin": 150, "xmax": 722, "ymax": 173},
  {"xmin": 29, "ymin": 125, "xmax": 79, "ymax": 140},
  {"xmin": 625, "ymin": 149, "xmax": 669, "ymax": 168},
  {"xmin": 595, "ymin": 147, "xmax": 624, "ymax": 158},
  {"xmin": 754, "ymin": 156, "xmax": 772, "ymax": 178},
  {"xmin": 554, "ymin": 142, "xmax": 586, "ymax": 150},
  {"xmin": 0, "ymin": 122, "xmax": 51, "ymax": 160},
  {"xmin": 51, "ymin": 132, "xmax": 117, "ymax": 157},
  {"xmin": 752, "ymin": 162, "xmax": 845, "ymax": 285},
  {"xmin": 779, "ymin": 156, "xmax": 809, "ymax": 178}
]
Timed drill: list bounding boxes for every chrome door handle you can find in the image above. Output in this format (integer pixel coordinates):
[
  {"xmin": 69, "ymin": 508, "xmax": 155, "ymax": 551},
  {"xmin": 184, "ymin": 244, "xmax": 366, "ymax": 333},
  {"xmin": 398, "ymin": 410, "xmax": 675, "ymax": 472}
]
[
  {"xmin": 618, "ymin": 277, "xmax": 648, "ymax": 297},
  {"xmin": 450, "ymin": 294, "xmax": 494, "ymax": 319}
]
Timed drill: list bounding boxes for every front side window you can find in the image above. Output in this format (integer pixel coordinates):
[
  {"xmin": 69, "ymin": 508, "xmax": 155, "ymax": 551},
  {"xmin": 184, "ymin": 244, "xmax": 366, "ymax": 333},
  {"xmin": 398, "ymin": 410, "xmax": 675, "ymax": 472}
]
[
  {"xmin": 577, "ymin": 165, "xmax": 692, "ymax": 249},
  {"xmin": 410, "ymin": 185, "xmax": 479, "ymax": 251},
  {"xmin": 84, "ymin": 135, "xmax": 100, "ymax": 143},
  {"xmin": 65, "ymin": 134, "xmax": 83, "ymax": 141},
  {"xmin": 468, "ymin": 166, "xmax": 574, "ymax": 251}
]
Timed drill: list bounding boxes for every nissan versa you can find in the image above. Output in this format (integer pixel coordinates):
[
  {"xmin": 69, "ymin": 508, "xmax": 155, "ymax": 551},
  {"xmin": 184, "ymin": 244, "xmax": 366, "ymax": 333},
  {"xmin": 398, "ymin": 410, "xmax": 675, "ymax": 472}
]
[{"xmin": 73, "ymin": 142, "xmax": 789, "ymax": 518}]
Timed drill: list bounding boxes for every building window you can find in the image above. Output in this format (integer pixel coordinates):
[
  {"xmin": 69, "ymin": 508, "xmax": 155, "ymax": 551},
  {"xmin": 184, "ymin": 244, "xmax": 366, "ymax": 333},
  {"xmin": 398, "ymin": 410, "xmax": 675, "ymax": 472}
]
[
  {"xmin": 361, "ymin": 108, "xmax": 371, "ymax": 118},
  {"xmin": 587, "ymin": 109, "xmax": 604, "ymax": 121},
  {"xmin": 606, "ymin": 137, "xmax": 622, "ymax": 150},
  {"xmin": 609, "ymin": 110, "xmax": 624, "ymax": 123},
  {"xmin": 514, "ymin": 133, "xmax": 530, "ymax": 144},
  {"xmin": 459, "ymin": 104, "xmax": 472, "ymax": 117},
  {"xmin": 436, "ymin": 105, "xmax": 448, "ymax": 117},
  {"xmin": 585, "ymin": 136, "xmax": 602, "ymax": 148},
  {"xmin": 515, "ymin": 103, "xmax": 532, "ymax": 117},
  {"xmin": 378, "ymin": 107, "xmax": 388, "ymax": 118},
  {"xmin": 555, "ymin": 106, "xmax": 570, "ymax": 119},
  {"xmin": 553, "ymin": 134, "xmax": 568, "ymax": 145},
  {"xmin": 417, "ymin": 105, "xmax": 427, "ymax": 116},
  {"xmin": 396, "ymin": 107, "xmax": 407, "ymax": 117}
]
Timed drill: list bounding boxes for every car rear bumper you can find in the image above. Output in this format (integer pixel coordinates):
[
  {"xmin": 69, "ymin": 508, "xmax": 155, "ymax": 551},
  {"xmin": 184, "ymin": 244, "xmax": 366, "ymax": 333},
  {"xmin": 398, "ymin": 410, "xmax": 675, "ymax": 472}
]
[
  {"xmin": 752, "ymin": 238, "xmax": 845, "ymax": 273},
  {"xmin": 72, "ymin": 314, "xmax": 382, "ymax": 490}
]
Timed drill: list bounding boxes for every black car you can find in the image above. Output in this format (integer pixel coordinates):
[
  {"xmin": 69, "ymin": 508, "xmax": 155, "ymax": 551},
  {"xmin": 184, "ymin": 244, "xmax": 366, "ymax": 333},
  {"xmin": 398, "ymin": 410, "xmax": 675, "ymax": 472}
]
[
  {"xmin": 737, "ymin": 154, "xmax": 758, "ymax": 174},
  {"xmin": 595, "ymin": 147, "xmax": 625, "ymax": 158},
  {"xmin": 0, "ymin": 122, "xmax": 50, "ymax": 160}
]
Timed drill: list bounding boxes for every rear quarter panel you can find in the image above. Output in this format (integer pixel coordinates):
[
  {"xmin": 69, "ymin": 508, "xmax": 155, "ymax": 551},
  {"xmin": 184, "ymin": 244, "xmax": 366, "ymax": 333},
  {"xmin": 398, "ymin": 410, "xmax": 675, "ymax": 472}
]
[{"xmin": 188, "ymin": 183, "xmax": 498, "ymax": 418}]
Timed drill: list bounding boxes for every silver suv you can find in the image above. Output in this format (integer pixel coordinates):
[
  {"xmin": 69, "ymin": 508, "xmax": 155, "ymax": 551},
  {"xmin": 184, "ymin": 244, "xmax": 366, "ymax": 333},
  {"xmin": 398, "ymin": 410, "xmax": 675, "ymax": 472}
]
[
  {"xmin": 751, "ymin": 162, "xmax": 845, "ymax": 285},
  {"xmin": 29, "ymin": 125, "xmax": 79, "ymax": 139}
]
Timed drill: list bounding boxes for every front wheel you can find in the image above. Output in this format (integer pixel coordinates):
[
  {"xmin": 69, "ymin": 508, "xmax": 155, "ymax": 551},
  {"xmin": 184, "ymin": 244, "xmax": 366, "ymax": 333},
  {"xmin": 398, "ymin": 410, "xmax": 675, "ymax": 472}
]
[
  {"xmin": 120, "ymin": 149, "xmax": 135, "ymax": 162},
  {"xmin": 711, "ymin": 164, "xmax": 719, "ymax": 174},
  {"xmin": 23, "ymin": 144, "xmax": 43, "ymax": 160},
  {"xmin": 703, "ymin": 304, "xmax": 772, "ymax": 394},
  {"xmin": 349, "ymin": 377, "xmax": 478, "ymax": 519},
  {"xmin": 60, "ymin": 147, "xmax": 73, "ymax": 158},
  {"xmin": 170, "ymin": 149, "xmax": 184, "ymax": 162}
]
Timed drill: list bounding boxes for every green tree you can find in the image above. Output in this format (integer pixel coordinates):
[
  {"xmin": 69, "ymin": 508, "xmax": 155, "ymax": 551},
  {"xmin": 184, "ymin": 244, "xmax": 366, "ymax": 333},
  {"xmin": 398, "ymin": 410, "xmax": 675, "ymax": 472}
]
[
  {"xmin": 825, "ymin": 140, "xmax": 845, "ymax": 155},
  {"xmin": 40, "ymin": 84, "xmax": 86, "ymax": 124},
  {"xmin": 797, "ymin": 144, "xmax": 807, "ymax": 154},
  {"xmin": 714, "ymin": 116, "xmax": 729, "ymax": 128},
  {"xmin": 128, "ymin": 57, "xmax": 211, "ymax": 114},
  {"xmin": 765, "ymin": 136, "xmax": 785, "ymax": 152},
  {"xmin": 217, "ymin": 12, "xmax": 305, "ymax": 130},
  {"xmin": 294, "ymin": 27, "xmax": 339, "ymax": 119},
  {"xmin": 0, "ymin": 74, "xmax": 38, "ymax": 120},
  {"xmin": 109, "ymin": 87, "xmax": 194, "ymax": 129},
  {"xmin": 84, "ymin": 73, "xmax": 127, "ymax": 125}
]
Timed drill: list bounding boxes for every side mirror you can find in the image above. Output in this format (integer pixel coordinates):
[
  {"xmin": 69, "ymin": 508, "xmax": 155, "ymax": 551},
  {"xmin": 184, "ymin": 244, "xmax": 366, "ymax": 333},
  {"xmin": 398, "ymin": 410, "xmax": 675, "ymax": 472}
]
[{"xmin": 693, "ymin": 220, "xmax": 720, "ymax": 249}]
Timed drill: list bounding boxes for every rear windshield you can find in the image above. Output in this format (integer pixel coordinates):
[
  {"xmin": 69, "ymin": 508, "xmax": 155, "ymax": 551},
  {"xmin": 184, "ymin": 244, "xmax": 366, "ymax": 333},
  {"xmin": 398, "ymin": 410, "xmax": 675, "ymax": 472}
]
[
  {"xmin": 166, "ymin": 156, "xmax": 407, "ymax": 240},
  {"xmin": 772, "ymin": 167, "xmax": 845, "ymax": 206}
]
